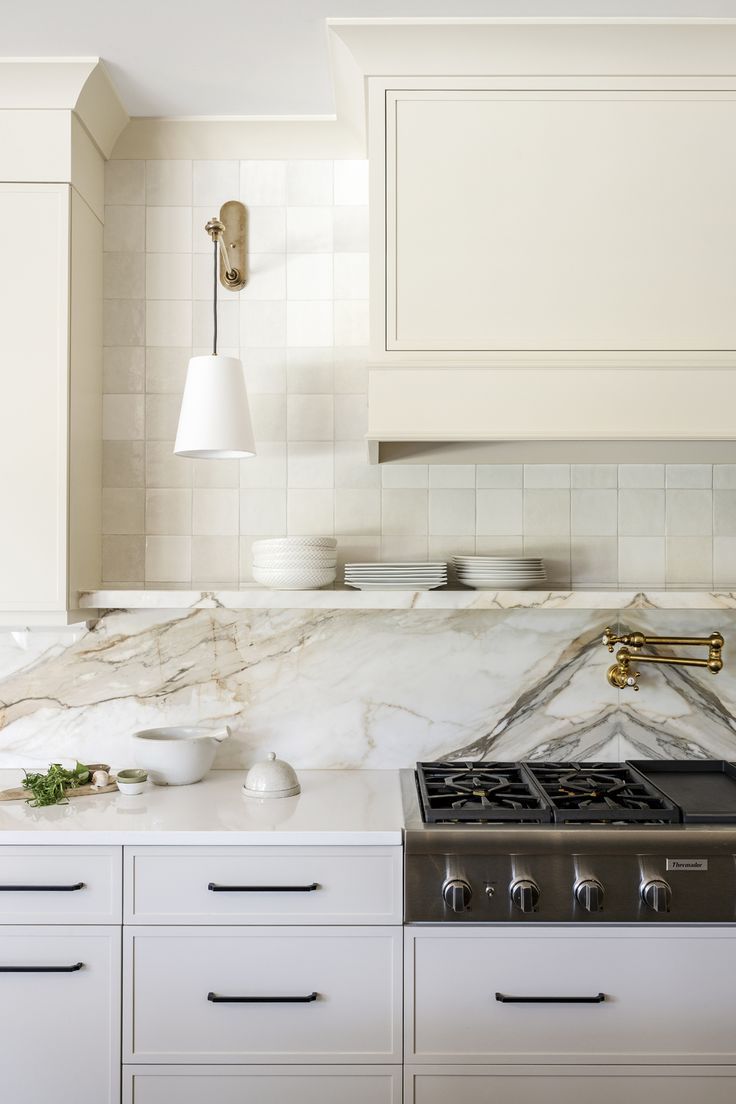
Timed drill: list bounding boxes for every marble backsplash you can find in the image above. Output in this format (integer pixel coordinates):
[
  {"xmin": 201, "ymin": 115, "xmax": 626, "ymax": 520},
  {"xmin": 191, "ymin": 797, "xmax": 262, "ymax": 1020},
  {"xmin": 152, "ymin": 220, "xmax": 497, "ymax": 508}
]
[{"xmin": 1, "ymin": 607, "xmax": 735, "ymax": 770}]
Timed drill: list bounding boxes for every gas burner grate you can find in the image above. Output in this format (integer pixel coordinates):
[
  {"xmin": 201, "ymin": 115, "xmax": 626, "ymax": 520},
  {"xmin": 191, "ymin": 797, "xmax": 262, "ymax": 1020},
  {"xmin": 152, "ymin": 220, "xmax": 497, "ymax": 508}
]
[
  {"xmin": 525, "ymin": 761, "xmax": 680, "ymax": 824},
  {"xmin": 416, "ymin": 761, "xmax": 552, "ymax": 823}
]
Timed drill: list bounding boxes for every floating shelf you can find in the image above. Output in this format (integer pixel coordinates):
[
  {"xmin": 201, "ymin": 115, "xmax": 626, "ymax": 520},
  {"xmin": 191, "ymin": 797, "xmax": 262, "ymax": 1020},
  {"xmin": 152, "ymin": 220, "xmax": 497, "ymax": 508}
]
[{"xmin": 78, "ymin": 589, "xmax": 736, "ymax": 612}]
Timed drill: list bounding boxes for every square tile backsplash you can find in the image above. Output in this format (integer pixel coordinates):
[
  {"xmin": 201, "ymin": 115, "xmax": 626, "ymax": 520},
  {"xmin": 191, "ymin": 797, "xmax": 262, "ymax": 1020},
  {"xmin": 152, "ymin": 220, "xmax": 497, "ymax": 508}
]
[{"xmin": 103, "ymin": 158, "xmax": 731, "ymax": 589}]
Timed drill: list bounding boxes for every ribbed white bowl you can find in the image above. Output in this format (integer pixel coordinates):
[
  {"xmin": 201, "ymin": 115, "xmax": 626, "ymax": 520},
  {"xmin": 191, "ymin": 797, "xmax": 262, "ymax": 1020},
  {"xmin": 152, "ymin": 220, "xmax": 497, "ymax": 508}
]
[
  {"xmin": 254, "ymin": 553, "xmax": 338, "ymax": 569},
  {"xmin": 252, "ymin": 566, "xmax": 337, "ymax": 590},
  {"xmin": 254, "ymin": 537, "xmax": 337, "ymax": 552}
]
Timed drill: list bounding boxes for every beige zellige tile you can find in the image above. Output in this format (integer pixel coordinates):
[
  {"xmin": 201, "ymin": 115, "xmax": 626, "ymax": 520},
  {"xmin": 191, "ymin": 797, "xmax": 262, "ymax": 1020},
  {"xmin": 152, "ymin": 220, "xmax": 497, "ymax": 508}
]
[
  {"xmin": 146, "ymin": 160, "xmax": 192, "ymax": 206},
  {"xmin": 714, "ymin": 490, "xmax": 736, "ymax": 536},
  {"xmin": 103, "ymin": 440, "xmax": 145, "ymax": 488},
  {"xmin": 243, "ymin": 349, "xmax": 287, "ymax": 394},
  {"xmin": 287, "ymin": 394, "xmax": 334, "ymax": 441},
  {"xmin": 104, "ymin": 300, "xmax": 144, "ymax": 346},
  {"xmin": 193, "ymin": 458, "xmax": 239, "ymax": 489},
  {"xmin": 666, "ymin": 537, "xmax": 713, "ymax": 587},
  {"xmin": 146, "ymin": 348, "xmax": 190, "ymax": 394},
  {"xmin": 145, "ymin": 536, "xmax": 191, "ymax": 584},
  {"xmin": 287, "ymin": 489, "xmax": 334, "ymax": 535},
  {"xmin": 714, "ymin": 465, "xmax": 736, "ymax": 489},
  {"xmin": 103, "ymin": 347, "xmax": 145, "ymax": 393},
  {"xmin": 334, "ymin": 346, "xmax": 368, "ymax": 393},
  {"xmin": 239, "ymin": 254, "xmax": 286, "ymax": 301},
  {"xmin": 618, "ymin": 464, "xmax": 665, "ymax": 488},
  {"xmin": 241, "ymin": 300, "xmax": 286, "ymax": 347},
  {"xmin": 714, "ymin": 536, "xmax": 736, "ymax": 587},
  {"xmin": 523, "ymin": 490, "xmax": 570, "ymax": 535},
  {"xmin": 102, "ymin": 488, "xmax": 144, "ymax": 535},
  {"xmin": 287, "ymin": 442, "xmax": 334, "ymax": 488},
  {"xmin": 476, "ymin": 489, "xmax": 523, "ymax": 536},
  {"xmin": 191, "ymin": 536, "xmax": 238, "ymax": 585},
  {"xmin": 476, "ymin": 465, "xmax": 523, "ymax": 489},
  {"xmin": 666, "ymin": 489, "xmax": 713, "ymax": 537},
  {"xmin": 333, "ymin": 206, "xmax": 369, "ymax": 251},
  {"xmin": 429, "ymin": 465, "xmax": 475, "ymax": 489},
  {"xmin": 570, "ymin": 490, "xmax": 618, "ymax": 536},
  {"xmin": 429, "ymin": 489, "xmax": 475, "ymax": 537},
  {"xmin": 335, "ymin": 489, "xmax": 381, "ymax": 535},
  {"xmin": 146, "ymin": 301, "xmax": 192, "ymax": 347},
  {"xmin": 146, "ymin": 206, "xmax": 192, "ymax": 253},
  {"xmin": 192, "ymin": 160, "xmax": 239, "ymax": 206},
  {"xmin": 476, "ymin": 536, "xmax": 524, "ymax": 556},
  {"xmin": 105, "ymin": 160, "xmax": 145, "ymax": 205},
  {"xmin": 145, "ymin": 441, "xmax": 192, "ymax": 488},
  {"xmin": 104, "ymin": 205, "xmax": 145, "ymax": 252},
  {"xmin": 247, "ymin": 207, "xmax": 286, "ymax": 253},
  {"xmin": 382, "ymin": 464, "xmax": 428, "ymax": 489},
  {"xmin": 665, "ymin": 464, "xmax": 712, "ymax": 489},
  {"xmin": 287, "ymin": 254, "xmax": 333, "ymax": 300},
  {"xmin": 193, "ymin": 489, "xmax": 239, "ymax": 536},
  {"xmin": 286, "ymin": 207, "xmax": 333, "ymax": 252},
  {"xmin": 618, "ymin": 489, "xmax": 665, "ymax": 536},
  {"xmin": 145, "ymin": 395, "xmax": 182, "ymax": 440},
  {"xmin": 571, "ymin": 536, "xmax": 618, "ymax": 587},
  {"xmin": 146, "ymin": 253, "xmax": 192, "ymax": 300},
  {"xmin": 239, "ymin": 488, "xmax": 287, "ymax": 535},
  {"xmin": 334, "ymin": 300, "xmax": 369, "ymax": 346},
  {"xmin": 380, "ymin": 537, "xmax": 429, "ymax": 561},
  {"xmin": 103, "ymin": 395, "xmax": 144, "ymax": 441},
  {"xmin": 334, "ymin": 394, "xmax": 367, "ymax": 440},
  {"xmin": 240, "ymin": 442, "xmax": 287, "ymax": 489},
  {"xmin": 286, "ymin": 161, "xmax": 333, "ymax": 206},
  {"xmin": 104, "ymin": 253, "xmax": 145, "ymax": 299},
  {"xmin": 524, "ymin": 465, "xmax": 570, "ymax": 489},
  {"xmin": 334, "ymin": 441, "xmax": 380, "ymax": 490},
  {"xmin": 381, "ymin": 489, "xmax": 428, "ymax": 536},
  {"xmin": 287, "ymin": 301, "xmax": 334, "ymax": 347},
  {"xmin": 287, "ymin": 348, "xmax": 334, "ymax": 393},
  {"xmin": 102, "ymin": 535, "xmax": 144, "ymax": 585},
  {"xmin": 334, "ymin": 254, "xmax": 369, "ymax": 300},
  {"xmin": 249, "ymin": 394, "xmax": 286, "ymax": 441},
  {"xmin": 240, "ymin": 160, "xmax": 286, "ymax": 206},
  {"xmin": 571, "ymin": 464, "xmax": 618, "ymax": 489},
  {"xmin": 334, "ymin": 161, "xmax": 369, "ymax": 206},
  {"xmin": 145, "ymin": 489, "xmax": 192, "ymax": 535},
  {"xmin": 618, "ymin": 536, "xmax": 665, "ymax": 587}
]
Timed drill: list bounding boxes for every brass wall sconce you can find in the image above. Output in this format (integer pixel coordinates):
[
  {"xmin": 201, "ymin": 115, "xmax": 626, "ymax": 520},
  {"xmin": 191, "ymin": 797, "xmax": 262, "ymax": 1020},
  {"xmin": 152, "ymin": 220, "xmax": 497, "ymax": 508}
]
[{"xmin": 602, "ymin": 627, "xmax": 724, "ymax": 692}]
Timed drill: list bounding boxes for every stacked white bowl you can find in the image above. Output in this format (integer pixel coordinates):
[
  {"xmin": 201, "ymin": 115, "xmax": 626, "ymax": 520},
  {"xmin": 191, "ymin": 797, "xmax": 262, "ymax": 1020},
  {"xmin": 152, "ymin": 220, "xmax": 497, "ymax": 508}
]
[{"xmin": 252, "ymin": 538, "xmax": 337, "ymax": 590}]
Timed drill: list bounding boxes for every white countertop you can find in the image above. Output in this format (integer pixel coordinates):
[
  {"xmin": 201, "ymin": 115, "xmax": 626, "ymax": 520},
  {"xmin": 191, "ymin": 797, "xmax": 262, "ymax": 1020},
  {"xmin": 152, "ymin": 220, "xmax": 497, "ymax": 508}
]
[{"xmin": 0, "ymin": 770, "xmax": 404, "ymax": 845}]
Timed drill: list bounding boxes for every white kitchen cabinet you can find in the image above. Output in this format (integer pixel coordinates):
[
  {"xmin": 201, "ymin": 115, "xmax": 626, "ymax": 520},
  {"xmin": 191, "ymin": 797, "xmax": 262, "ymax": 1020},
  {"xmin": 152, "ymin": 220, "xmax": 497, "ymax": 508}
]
[
  {"xmin": 0, "ymin": 925, "xmax": 121, "ymax": 1104},
  {"xmin": 124, "ymin": 844, "xmax": 402, "ymax": 924},
  {"xmin": 406, "ymin": 926, "xmax": 736, "ymax": 1064},
  {"xmin": 0, "ymin": 182, "xmax": 102, "ymax": 624},
  {"xmin": 405, "ymin": 1065, "xmax": 736, "ymax": 1104},
  {"xmin": 0, "ymin": 845, "xmax": 122, "ymax": 924},
  {"xmin": 124, "ymin": 1065, "xmax": 402, "ymax": 1104},
  {"xmin": 124, "ymin": 925, "xmax": 402, "ymax": 1064}
]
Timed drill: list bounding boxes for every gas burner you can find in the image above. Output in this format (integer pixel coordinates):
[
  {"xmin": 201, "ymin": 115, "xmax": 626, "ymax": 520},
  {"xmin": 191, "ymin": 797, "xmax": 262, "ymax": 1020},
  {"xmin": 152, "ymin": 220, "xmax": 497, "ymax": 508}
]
[
  {"xmin": 416, "ymin": 761, "xmax": 552, "ymax": 823},
  {"xmin": 525, "ymin": 761, "xmax": 679, "ymax": 824}
]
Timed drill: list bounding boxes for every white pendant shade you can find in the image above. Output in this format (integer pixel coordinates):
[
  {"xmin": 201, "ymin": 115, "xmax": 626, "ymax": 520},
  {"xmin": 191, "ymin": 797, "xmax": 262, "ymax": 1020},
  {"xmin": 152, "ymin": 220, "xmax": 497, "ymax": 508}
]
[{"xmin": 174, "ymin": 355, "xmax": 256, "ymax": 459}]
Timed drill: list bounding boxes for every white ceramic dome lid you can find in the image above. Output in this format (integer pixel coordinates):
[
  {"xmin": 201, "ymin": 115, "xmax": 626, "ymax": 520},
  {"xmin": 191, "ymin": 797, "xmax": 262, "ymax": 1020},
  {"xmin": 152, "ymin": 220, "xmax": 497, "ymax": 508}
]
[{"xmin": 243, "ymin": 751, "xmax": 301, "ymax": 798}]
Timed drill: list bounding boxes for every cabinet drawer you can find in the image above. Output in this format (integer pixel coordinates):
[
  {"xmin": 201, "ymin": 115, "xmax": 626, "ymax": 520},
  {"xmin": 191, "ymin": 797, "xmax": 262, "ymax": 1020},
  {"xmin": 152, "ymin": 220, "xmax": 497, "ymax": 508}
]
[
  {"xmin": 407, "ymin": 927, "xmax": 736, "ymax": 1063},
  {"xmin": 124, "ymin": 1065, "xmax": 401, "ymax": 1104},
  {"xmin": 124, "ymin": 926, "xmax": 402, "ymax": 1063},
  {"xmin": 406, "ymin": 1066, "xmax": 736, "ymax": 1104},
  {"xmin": 0, "ymin": 926, "xmax": 120, "ymax": 1104},
  {"xmin": 0, "ymin": 846, "xmax": 122, "ymax": 923},
  {"xmin": 125, "ymin": 845, "xmax": 402, "ymax": 924}
]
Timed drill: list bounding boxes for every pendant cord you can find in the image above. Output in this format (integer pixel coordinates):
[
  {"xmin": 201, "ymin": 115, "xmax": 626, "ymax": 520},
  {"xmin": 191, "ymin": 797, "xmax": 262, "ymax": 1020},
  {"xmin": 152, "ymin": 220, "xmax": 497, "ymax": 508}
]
[{"xmin": 213, "ymin": 238, "xmax": 218, "ymax": 356}]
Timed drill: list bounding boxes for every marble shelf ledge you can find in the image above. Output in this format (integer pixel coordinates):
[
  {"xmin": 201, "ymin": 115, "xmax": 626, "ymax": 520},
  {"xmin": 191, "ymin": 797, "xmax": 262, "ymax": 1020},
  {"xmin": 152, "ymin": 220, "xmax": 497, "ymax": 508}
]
[{"xmin": 78, "ymin": 589, "xmax": 736, "ymax": 612}]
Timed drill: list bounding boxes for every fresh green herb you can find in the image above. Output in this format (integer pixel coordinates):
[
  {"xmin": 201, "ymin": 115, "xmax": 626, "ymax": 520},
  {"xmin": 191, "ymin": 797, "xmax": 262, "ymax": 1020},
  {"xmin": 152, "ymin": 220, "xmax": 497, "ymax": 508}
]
[{"xmin": 22, "ymin": 762, "xmax": 91, "ymax": 807}]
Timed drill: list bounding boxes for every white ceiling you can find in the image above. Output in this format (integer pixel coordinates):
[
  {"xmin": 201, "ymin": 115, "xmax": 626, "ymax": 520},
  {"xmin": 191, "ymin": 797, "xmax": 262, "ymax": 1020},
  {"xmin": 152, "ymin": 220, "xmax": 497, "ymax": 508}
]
[{"xmin": 4, "ymin": 0, "xmax": 736, "ymax": 117}]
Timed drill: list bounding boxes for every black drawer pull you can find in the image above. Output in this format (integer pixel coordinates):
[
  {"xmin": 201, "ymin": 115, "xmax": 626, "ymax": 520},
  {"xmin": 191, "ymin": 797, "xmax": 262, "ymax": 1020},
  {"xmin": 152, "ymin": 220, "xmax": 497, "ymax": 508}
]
[
  {"xmin": 207, "ymin": 882, "xmax": 319, "ymax": 893},
  {"xmin": 495, "ymin": 991, "xmax": 606, "ymax": 1004},
  {"xmin": 0, "ymin": 962, "xmax": 84, "ymax": 973},
  {"xmin": 0, "ymin": 882, "xmax": 85, "ymax": 892},
  {"xmin": 208, "ymin": 990, "xmax": 318, "ymax": 1003}
]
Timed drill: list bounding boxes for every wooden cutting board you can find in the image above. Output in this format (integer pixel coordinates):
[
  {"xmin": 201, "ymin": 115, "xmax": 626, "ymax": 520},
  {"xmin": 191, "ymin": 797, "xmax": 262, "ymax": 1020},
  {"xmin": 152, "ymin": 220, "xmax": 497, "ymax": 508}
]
[{"xmin": 0, "ymin": 765, "xmax": 118, "ymax": 803}]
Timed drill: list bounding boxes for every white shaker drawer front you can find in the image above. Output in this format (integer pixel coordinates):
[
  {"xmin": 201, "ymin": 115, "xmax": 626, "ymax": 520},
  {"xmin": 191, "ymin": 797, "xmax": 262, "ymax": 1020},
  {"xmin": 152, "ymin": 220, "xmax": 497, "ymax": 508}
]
[
  {"xmin": 125, "ymin": 845, "xmax": 402, "ymax": 924},
  {"xmin": 124, "ymin": 926, "xmax": 402, "ymax": 1063},
  {"xmin": 406, "ymin": 1065, "xmax": 736, "ymax": 1104},
  {"xmin": 0, "ymin": 846, "xmax": 122, "ymax": 923},
  {"xmin": 407, "ymin": 927, "xmax": 736, "ymax": 1064},
  {"xmin": 0, "ymin": 926, "xmax": 121, "ymax": 1104},
  {"xmin": 125, "ymin": 1065, "xmax": 402, "ymax": 1104}
]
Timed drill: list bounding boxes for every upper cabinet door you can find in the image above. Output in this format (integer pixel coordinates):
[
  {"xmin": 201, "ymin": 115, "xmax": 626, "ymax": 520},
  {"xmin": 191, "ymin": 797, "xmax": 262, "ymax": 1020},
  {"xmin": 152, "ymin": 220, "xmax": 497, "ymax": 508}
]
[{"xmin": 385, "ymin": 90, "xmax": 736, "ymax": 355}]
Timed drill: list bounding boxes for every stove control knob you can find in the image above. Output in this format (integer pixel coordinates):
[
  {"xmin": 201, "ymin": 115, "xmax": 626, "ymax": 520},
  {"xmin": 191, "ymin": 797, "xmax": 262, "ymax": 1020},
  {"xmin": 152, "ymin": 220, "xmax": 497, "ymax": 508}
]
[
  {"xmin": 642, "ymin": 879, "xmax": 672, "ymax": 913},
  {"xmin": 575, "ymin": 879, "xmax": 604, "ymax": 912},
  {"xmin": 511, "ymin": 879, "xmax": 540, "ymax": 913},
  {"xmin": 443, "ymin": 879, "xmax": 472, "ymax": 913}
]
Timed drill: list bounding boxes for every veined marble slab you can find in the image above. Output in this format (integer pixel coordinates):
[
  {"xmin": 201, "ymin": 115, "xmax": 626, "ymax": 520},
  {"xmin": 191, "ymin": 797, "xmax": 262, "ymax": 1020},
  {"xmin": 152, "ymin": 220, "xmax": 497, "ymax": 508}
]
[{"xmin": 78, "ymin": 589, "xmax": 736, "ymax": 611}]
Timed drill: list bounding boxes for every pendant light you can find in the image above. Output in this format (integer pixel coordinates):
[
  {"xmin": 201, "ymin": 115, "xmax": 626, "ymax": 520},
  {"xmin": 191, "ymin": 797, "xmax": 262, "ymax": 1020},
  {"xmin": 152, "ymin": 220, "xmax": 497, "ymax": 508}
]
[{"xmin": 174, "ymin": 213, "xmax": 255, "ymax": 459}]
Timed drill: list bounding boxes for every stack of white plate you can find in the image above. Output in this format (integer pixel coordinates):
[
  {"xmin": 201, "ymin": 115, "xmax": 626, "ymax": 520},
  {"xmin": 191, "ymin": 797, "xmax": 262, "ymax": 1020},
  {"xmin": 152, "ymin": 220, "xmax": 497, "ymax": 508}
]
[
  {"xmin": 344, "ymin": 562, "xmax": 447, "ymax": 591},
  {"xmin": 453, "ymin": 556, "xmax": 546, "ymax": 590},
  {"xmin": 252, "ymin": 537, "xmax": 337, "ymax": 590}
]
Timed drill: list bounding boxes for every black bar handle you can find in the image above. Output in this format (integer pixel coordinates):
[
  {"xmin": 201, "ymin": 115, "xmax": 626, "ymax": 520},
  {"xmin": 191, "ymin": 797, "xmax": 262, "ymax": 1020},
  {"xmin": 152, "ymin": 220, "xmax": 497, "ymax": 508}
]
[
  {"xmin": 0, "ymin": 882, "xmax": 85, "ymax": 892},
  {"xmin": 0, "ymin": 962, "xmax": 84, "ymax": 973},
  {"xmin": 207, "ymin": 990, "xmax": 318, "ymax": 1003},
  {"xmin": 495, "ymin": 991, "xmax": 606, "ymax": 1004},
  {"xmin": 207, "ymin": 882, "xmax": 319, "ymax": 893}
]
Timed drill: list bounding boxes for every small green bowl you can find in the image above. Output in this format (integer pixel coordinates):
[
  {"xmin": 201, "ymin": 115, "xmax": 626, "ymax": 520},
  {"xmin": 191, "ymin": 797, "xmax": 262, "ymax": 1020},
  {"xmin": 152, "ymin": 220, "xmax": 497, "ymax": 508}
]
[{"xmin": 117, "ymin": 769, "xmax": 147, "ymax": 782}]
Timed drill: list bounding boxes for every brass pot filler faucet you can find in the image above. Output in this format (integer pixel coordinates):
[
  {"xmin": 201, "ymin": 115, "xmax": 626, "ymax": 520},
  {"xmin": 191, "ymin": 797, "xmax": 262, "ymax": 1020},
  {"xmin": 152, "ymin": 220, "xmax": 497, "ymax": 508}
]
[{"xmin": 602, "ymin": 627, "xmax": 724, "ymax": 692}]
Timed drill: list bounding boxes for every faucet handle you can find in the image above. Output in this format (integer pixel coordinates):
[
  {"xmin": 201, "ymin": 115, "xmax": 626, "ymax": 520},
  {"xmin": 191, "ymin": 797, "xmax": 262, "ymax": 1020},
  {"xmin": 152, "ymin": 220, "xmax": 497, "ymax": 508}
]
[
  {"xmin": 625, "ymin": 670, "xmax": 640, "ymax": 692},
  {"xmin": 602, "ymin": 627, "xmax": 619, "ymax": 653}
]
